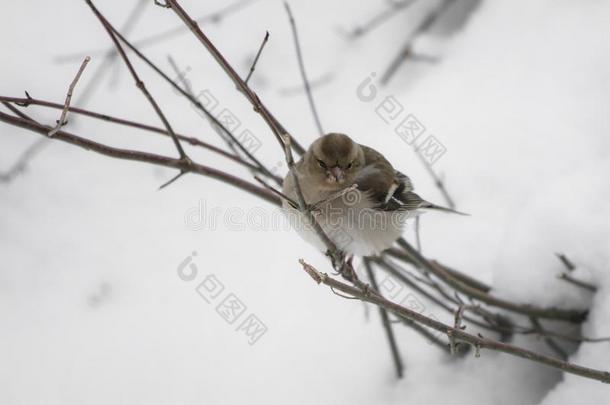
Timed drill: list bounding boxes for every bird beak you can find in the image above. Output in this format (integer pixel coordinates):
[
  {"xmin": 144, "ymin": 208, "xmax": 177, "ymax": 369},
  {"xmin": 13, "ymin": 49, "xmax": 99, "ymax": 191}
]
[{"xmin": 328, "ymin": 166, "xmax": 345, "ymax": 183}]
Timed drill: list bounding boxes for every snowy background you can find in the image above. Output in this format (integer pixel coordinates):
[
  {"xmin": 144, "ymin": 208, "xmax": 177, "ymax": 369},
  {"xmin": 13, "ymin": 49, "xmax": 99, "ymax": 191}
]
[{"xmin": 1, "ymin": 0, "xmax": 610, "ymax": 404}]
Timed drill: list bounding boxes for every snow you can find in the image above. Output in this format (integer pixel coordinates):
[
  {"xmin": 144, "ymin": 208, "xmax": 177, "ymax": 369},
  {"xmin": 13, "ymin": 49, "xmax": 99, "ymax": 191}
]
[{"xmin": 1, "ymin": 0, "xmax": 610, "ymax": 404}]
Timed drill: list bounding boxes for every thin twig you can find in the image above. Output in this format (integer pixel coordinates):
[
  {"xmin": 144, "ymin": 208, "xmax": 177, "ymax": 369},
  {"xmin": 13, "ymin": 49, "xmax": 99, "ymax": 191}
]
[
  {"xmin": 298, "ymin": 259, "xmax": 610, "ymax": 384},
  {"xmin": 450, "ymin": 304, "xmax": 476, "ymax": 354},
  {"xmin": 414, "ymin": 152, "xmax": 456, "ymax": 209},
  {"xmin": 530, "ymin": 317, "xmax": 568, "ymax": 360},
  {"xmin": 309, "ymin": 184, "xmax": 358, "ymax": 210},
  {"xmin": 48, "ymin": 56, "xmax": 91, "ymax": 137},
  {"xmin": 254, "ymin": 175, "xmax": 297, "ymax": 208},
  {"xmin": 556, "ymin": 253, "xmax": 576, "ymax": 272},
  {"xmin": 559, "ymin": 273, "xmax": 597, "ymax": 293},
  {"xmin": 363, "ymin": 258, "xmax": 404, "ymax": 378},
  {"xmin": 284, "ymin": 2, "xmax": 324, "ymax": 136},
  {"xmin": 278, "ymin": 72, "xmax": 334, "ymax": 97},
  {"xmin": 381, "ymin": 0, "xmax": 453, "ymax": 85},
  {"xmin": 555, "ymin": 253, "xmax": 597, "ymax": 292},
  {"xmin": 341, "ymin": 0, "xmax": 416, "ymax": 40},
  {"xmin": 167, "ymin": 55, "xmax": 194, "ymax": 95},
  {"xmin": 245, "ymin": 31, "xmax": 270, "ymax": 85}
]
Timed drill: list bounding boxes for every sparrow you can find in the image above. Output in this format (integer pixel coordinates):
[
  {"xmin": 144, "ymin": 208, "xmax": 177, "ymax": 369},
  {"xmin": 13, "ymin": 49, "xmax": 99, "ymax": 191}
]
[{"xmin": 282, "ymin": 133, "xmax": 462, "ymax": 256}]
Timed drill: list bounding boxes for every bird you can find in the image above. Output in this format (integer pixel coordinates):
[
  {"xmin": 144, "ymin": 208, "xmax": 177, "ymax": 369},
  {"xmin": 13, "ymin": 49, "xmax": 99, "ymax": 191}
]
[{"xmin": 281, "ymin": 133, "xmax": 463, "ymax": 256}]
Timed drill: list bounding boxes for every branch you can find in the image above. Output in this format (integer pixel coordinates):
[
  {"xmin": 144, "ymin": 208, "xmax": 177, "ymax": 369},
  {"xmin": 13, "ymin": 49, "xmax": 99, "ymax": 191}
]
[
  {"xmin": 414, "ymin": 151, "xmax": 456, "ymax": 209},
  {"xmin": 0, "ymin": 110, "xmax": 280, "ymax": 206},
  {"xmin": 0, "ymin": 96, "xmax": 269, "ymax": 178},
  {"xmin": 48, "ymin": 56, "xmax": 91, "ymax": 137},
  {"xmin": 340, "ymin": 0, "xmax": 416, "ymax": 40},
  {"xmin": 381, "ymin": 0, "xmax": 453, "ymax": 85},
  {"xmin": 555, "ymin": 253, "xmax": 597, "ymax": 293},
  {"xmin": 529, "ymin": 317, "xmax": 568, "ymax": 360},
  {"xmin": 298, "ymin": 260, "xmax": 610, "ymax": 384},
  {"xmin": 244, "ymin": 31, "xmax": 269, "ymax": 85},
  {"xmin": 284, "ymin": 2, "xmax": 324, "ymax": 136},
  {"xmin": 558, "ymin": 273, "xmax": 597, "ymax": 293},
  {"xmin": 363, "ymin": 258, "xmax": 404, "ymax": 378}
]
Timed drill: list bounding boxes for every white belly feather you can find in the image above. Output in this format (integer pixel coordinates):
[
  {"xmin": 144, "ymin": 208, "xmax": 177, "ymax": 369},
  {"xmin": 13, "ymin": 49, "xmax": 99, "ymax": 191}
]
[{"xmin": 281, "ymin": 187, "xmax": 413, "ymax": 256}]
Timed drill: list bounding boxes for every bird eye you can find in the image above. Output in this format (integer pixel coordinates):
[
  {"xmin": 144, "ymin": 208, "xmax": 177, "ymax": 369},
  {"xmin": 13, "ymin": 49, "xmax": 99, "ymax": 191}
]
[
  {"xmin": 346, "ymin": 162, "xmax": 353, "ymax": 170},
  {"xmin": 316, "ymin": 159, "xmax": 327, "ymax": 169}
]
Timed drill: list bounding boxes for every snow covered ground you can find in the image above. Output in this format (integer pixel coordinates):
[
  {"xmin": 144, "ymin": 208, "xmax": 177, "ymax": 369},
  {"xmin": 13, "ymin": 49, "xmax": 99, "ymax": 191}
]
[{"xmin": 1, "ymin": 0, "xmax": 609, "ymax": 404}]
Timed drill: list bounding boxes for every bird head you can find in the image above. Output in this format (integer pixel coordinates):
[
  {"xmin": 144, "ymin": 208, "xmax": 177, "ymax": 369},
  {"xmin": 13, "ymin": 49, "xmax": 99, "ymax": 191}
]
[{"xmin": 305, "ymin": 133, "xmax": 365, "ymax": 189}]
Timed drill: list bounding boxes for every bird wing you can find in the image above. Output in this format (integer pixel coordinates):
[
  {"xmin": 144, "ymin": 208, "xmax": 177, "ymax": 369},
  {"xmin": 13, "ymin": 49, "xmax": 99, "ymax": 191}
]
[{"xmin": 357, "ymin": 145, "xmax": 467, "ymax": 215}]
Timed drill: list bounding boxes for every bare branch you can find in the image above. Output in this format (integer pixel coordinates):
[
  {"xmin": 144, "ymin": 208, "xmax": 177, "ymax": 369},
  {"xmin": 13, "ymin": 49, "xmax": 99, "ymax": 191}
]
[
  {"xmin": 0, "ymin": 110, "xmax": 280, "ymax": 206},
  {"xmin": 298, "ymin": 259, "xmax": 610, "ymax": 384},
  {"xmin": 278, "ymin": 72, "xmax": 334, "ymax": 97},
  {"xmin": 414, "ymin": 151, "xmax": 456, "ymax": 209},
  {"xmin": 529, "ymin": 317, "xmax": 568, "ymax": 360},
  {"xmin": 381, "ymin": 0, "xmax": 453, "ymax": 85},
  {"xmin": 284, "ymin": 2, "xmax": 324, "ymax": 136},
  {"xmin": 363, "ymin": 258, "xmax": 404, "ymax": 378},
  {"xmin": 556, "ymin": 252, "xmax": 576, "ymax": 271},
  {"xmin": 0, "ymin": 96, "xmax": 269, "ymax": 177},
  {"xmin": 254, "ymin": 175, "xmax": 297, "ymax": 208},
  {"xmin": 559, "ymin": 273, "xmax": 597, "ymax": 293},
  {"xmin": 245, "ymin": 31, "xmax": 270, "ymax": 85},
  {"xmin": 340, "ymin": 0, "xmax": 416, "ymax": 40},
  {"xmin": 555, "ymin": 253, "xmax": 597, "ymax": 292},
  {"xmin": 48, "ymin": 56, "xmax": 91, "ymax": 137}
]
